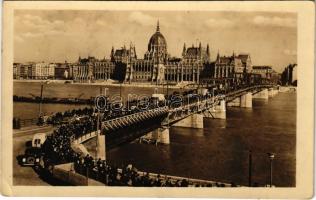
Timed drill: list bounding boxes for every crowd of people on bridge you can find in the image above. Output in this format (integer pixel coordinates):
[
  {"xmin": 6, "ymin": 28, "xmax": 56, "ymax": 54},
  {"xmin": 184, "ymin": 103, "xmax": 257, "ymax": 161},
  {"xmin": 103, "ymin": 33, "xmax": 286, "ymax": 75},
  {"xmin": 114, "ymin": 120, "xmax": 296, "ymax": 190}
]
[
  {"xmin": 40, "ymin": 88, "xmax": 217, "ymax": 127},
  {"xmin": 73, "ymin": 155, "xmax": 237, "ymax": 187},
  {"xmin": 46, "ymin": 107, "xmax": 95, "ymax": 126}
]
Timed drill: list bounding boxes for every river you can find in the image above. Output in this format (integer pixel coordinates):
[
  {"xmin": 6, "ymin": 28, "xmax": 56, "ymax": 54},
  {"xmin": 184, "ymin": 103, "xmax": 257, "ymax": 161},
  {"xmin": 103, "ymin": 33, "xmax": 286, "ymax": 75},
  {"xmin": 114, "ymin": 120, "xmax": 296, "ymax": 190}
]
[
  {"xmin": 13, "ymin": 82, "xmax": 296, "ymax": 187},
  {"xmin": 106, "ymin": 92, "xmax": 296, "ymax": 187}
]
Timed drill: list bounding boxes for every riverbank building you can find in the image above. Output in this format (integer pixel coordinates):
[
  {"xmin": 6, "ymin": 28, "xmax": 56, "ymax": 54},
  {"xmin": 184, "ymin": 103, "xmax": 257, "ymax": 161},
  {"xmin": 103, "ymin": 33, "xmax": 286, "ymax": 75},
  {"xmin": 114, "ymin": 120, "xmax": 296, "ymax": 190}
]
[{"xmin": 66, "ymin": 21, "xmax": 257, "ymax": 86}]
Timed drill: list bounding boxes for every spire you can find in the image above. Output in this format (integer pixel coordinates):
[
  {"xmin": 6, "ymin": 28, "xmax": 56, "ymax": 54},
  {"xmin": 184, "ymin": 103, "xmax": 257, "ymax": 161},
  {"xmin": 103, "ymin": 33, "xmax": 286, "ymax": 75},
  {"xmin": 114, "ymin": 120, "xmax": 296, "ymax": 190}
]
[
  {"xmin": 199, "ymin": 42, "xmax": 202, "ymax": 50},
  {"xmin": 216, "ymin": 50, "xmax": 220, "ymax": 60},
  {"xmin": 232, "ymin": 50, "xmax": 235, "ymax": 57},
  {"xmin": 134, "ymin": 46, "xmax": 137, "ymax": 59},
  {"xmin": 182, "ymin": 43, "xmax": 186, "ymax": 57},
  {"xmin": 110, "ymin": 46, "xmax": 115, "ymax": 61},
  {"xmin": 206, "ymin": 43, "xmax": 210, "ymax": 56},
  {"xmin": 156, "ymin": 20, "xmax": 160, "ymax": 32}
]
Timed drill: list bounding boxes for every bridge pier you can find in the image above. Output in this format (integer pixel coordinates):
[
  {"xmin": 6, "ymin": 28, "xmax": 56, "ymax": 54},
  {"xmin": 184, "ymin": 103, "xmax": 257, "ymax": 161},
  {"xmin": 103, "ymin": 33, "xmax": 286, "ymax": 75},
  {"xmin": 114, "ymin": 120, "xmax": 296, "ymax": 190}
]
[
  {"xmin": 227, "ymin": 97, "xmax": 240, "ymax": 107},
  {"xmin": 268, "ymin": 89, "xmax": 274, "ymax": 97},
  {"xmin": 269, "ymin": 88, "xmax": 278, "ymax": 97},
  {"xmin": 205, "ymin": 100, "xmax": 226, "ymax": 119},
  {"xmin": 154, "ymin": 127, "xmax": 170, "ymax": 144},
  {"xmin": 253, "ymin": 88, "xmax": 269, "ymax": 99},
  {"xmin": 240, "ymin": 92, "xmax": 252, "ymax": 108},
  {"xmin": 97, "ymin": 132, "xmax": 106, "ymax": 160},
  {"xmin": 173, "ymin": 113, "xmax": 204, "ymax": 129},
  {"xmin": 142, "ymin": 127, "xmax": 170, "ymax": 144}
]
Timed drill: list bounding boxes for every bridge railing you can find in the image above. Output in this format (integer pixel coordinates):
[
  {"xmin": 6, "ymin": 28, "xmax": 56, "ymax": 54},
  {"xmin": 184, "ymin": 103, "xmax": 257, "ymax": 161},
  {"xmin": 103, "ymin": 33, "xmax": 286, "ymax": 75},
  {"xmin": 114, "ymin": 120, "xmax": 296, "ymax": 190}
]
[
  {"xmin": 103, "ymin": 106, "xmax": 169, "ymax": 126},
  {"xmin": 71, "ymin": 106, "xmax": 169, "ymax": 143},
  {"xmin": 134, "ymin": 170, "xmax": 240, "ymax": 187},
  {"xmin": 13, "ymin": 118, "xmax": 39, "ymax": 129}
]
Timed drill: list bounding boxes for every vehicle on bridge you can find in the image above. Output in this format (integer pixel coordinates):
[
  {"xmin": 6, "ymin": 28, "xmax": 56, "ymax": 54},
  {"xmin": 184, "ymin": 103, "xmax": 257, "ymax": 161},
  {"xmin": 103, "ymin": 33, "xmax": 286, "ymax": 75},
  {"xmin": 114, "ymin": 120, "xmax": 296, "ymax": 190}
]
[
  {"xmin": 18, "ymin": 147, "xmax": 43, "ymax": 167},
  {"xmin": 18, "ymin": 133, "xmax": 47, "ymax": 167}
]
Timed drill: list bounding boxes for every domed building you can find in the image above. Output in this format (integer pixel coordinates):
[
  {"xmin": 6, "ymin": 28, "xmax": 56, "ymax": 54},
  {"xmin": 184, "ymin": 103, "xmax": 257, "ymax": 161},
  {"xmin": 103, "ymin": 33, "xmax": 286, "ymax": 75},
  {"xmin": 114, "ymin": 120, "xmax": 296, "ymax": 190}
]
[
  {"xmin": 73, "ymin": 21, "xmax": 224, "ymax": 85},
  {"xmin": 144, "ymin": 21, "xmax": 169, "ymax": 63}
]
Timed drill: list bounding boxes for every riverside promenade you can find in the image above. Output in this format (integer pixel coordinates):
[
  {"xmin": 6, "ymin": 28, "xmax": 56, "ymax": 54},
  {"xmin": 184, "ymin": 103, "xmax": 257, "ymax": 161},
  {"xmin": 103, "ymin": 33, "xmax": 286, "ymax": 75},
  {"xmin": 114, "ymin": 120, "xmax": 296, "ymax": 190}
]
[{"xmin": 52, "ymin": 163, "xmax": 239, "ymax": 187}]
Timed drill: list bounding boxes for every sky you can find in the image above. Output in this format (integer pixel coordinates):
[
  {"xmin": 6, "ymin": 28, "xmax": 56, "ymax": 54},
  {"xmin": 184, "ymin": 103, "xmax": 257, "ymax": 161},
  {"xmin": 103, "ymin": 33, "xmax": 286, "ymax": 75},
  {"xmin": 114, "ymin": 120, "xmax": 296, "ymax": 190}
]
[{"xmin": 14, "ymin": 10, "xmax": 297, "ymax": 72}]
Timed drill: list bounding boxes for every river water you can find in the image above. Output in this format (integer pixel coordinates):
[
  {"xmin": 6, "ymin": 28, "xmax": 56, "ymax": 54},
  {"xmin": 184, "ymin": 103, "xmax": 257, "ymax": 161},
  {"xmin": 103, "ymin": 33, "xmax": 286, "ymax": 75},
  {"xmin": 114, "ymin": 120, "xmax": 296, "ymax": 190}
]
[{"xmin": 13, "ymin": 82, "xmax": 296, "ymax": 187}]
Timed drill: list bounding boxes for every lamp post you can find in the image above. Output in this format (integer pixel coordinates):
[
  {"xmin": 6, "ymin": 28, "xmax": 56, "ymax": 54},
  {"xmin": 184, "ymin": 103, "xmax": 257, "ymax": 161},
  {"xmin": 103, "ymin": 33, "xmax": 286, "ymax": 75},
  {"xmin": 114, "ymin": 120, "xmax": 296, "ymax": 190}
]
[
  {"xmin": 167, "ymin": 80, "xmax": 169, "ymax": 106},
  {"xmin": 95, "ymin": 87, "xmax": 108, "ymax": 161},
  {"xmin": 38, "ymin": 80, "xmax": 50, "ymax": 117},
  {"xmin": 120, "ymin": 81, "xmax": 122, "ymax": 100},
  {"xmin": 248, "ymin": 150, "xmax": 252, "ymax": 187},
  {"xmin": 212, "ymin": 88, "xmax": 215, "ymax": 103},
  {"xmin": 268, "ymin": 153, "xmax": 275, "ymax": 187}
]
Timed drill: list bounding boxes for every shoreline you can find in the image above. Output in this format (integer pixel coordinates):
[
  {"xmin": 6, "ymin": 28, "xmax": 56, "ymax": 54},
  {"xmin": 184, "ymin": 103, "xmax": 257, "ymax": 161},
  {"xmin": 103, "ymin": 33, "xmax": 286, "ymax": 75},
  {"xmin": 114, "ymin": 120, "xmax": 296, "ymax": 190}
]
[{"xmin": 13, "ymin": 79, "xmax": 185, "ymax": 89}]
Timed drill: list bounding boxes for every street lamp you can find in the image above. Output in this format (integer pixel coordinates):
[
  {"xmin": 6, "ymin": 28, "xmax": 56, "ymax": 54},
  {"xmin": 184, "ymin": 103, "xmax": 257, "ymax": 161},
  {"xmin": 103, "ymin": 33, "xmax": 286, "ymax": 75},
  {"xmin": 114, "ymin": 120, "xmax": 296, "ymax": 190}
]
[
  {"xmin": 38, "ymin": 80, "xmax": 50, "ymax": 117},
  {"xmin": 248, "ymin": 150, "xmax": 252, "ymax": 187},
  {"xmin": 95, "ymin": 87, "xmax": 108, "ymax": 161},
  {"xmin": 120, "ymin": 81, "xmax": 122, "ymax": 100},
  {"xmin": 268, "ymin": 153, "xmax": 275, "ymax": 187},
  {"xmin": 212, "ymin": 88, "xmax": 216, "ymax": 103}
]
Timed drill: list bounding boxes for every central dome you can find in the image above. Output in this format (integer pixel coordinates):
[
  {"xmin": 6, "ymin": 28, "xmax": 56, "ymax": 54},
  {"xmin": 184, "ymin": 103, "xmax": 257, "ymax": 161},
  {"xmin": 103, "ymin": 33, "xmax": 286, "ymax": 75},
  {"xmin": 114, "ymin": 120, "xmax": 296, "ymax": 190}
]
[
  {"xmin": 144, "ymin": 21, "xmax": 168, "ymax": 62},
  {"xmin": 147, "ymin": 21, "xmax": 167, "ymax": 51}
]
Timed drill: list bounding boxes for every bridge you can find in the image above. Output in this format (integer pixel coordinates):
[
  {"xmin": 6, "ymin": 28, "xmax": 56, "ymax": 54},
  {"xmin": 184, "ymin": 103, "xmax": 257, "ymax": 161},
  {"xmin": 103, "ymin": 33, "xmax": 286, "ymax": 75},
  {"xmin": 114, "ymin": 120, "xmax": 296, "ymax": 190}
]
[{"xmin": 71, "ymin": 84, "xmax": 279, "ymax": 160}]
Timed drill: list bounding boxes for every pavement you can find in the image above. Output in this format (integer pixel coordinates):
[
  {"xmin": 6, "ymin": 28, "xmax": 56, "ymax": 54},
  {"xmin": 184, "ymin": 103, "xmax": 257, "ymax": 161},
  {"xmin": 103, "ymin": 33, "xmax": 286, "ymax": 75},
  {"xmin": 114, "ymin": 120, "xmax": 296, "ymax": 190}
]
[{"xmin": 13, "ymin": 125, "xmax": 54, "ymax": 186}]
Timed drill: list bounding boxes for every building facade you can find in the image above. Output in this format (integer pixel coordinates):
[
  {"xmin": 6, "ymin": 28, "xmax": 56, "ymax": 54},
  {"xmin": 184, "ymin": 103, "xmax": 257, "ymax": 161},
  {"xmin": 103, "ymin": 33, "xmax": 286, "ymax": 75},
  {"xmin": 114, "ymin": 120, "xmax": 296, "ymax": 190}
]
[
  {"xmin": 281, "ymin": 64, "xmax": 297, "ymax": 86},
  {"xmin": 14, "ymin": 21, "xmax": 275, "ymax": 87},
  {"xmin": 70, "ymin": 21, "xmax": 258, "ymax": 86},
  {"xmin": 13, "ymin": 62, "xmax": 55, "ymax": 80},
  {"xmin": 32, "ymin": 62, "xmax": 55, "ymax": 79},
  {"xmin": 55, "ymin": 62, "xmax": 71, "ymax": 80},
  {"xmin": 252, "ymin": 66, "xmax": 273, "ymax": 79}
]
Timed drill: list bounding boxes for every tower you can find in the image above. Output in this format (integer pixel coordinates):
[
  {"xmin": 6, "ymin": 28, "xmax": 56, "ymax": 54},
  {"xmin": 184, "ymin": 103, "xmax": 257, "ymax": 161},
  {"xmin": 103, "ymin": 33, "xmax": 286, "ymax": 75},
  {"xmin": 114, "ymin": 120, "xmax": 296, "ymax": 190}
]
[
  {"xmin": 110, "ymin": 46, "xmax": 115, "ymax": 62},
  {"xmin": 206, "ymin": 44, "xmax": 210, "ymax": 57},
  {"xmin": 216, "ymin": 50, "xmax": 220, "ymax": 61},
  {"xmin": 143, "ymin": 21, "xmax": 168, "ymax": 84},
  {"xmin": 145, "ymin": 20, "xmax": 168, "ymax": 63},
  {"xmin": 182, "ymin": 43, "xmax": 187, "ymax": 57}
]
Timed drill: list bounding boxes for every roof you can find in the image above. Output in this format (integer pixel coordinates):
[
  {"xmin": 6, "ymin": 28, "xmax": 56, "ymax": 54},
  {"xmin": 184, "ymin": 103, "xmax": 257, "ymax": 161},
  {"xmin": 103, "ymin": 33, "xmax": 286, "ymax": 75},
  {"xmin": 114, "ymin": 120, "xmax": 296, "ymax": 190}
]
[
  {"xmin": 237, "ymin": 54, "xmax": 250, "ymax": 63},
  {"xmin": 114, "ymin": 49, "xmax": 130, "ymax": 57},
  {"xmin": 219, "ymin": 56, "xmax": 232, "ymax": 64},
  {"xmin": 186, "ymin": 47, "xmax": 199, "ymax": 57},
  {"xmin": 253, "ymin": 66, "xmax": 272, "ymax": 70},
  {"xmin": 168, "ymin": 57, "xmax": 182, "ymax": 62},
  {"xmin": 148, "ymin": 21, "xmax": 167, "ymax": 50},
  {"xmin": 148, "ymin": 31, "xmax": 167, "ymax": 50},
  {"xmin": 79, "ymin": 57, "xmax": 96, "ymax": 63}
]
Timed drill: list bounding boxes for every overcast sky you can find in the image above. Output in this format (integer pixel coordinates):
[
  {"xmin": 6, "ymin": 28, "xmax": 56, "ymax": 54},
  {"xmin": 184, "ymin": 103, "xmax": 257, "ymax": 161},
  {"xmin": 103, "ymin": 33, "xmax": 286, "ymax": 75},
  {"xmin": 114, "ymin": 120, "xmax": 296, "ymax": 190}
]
[{"xmin": 14, "ymin": 10, "xmax": 297, "ymax": 72}]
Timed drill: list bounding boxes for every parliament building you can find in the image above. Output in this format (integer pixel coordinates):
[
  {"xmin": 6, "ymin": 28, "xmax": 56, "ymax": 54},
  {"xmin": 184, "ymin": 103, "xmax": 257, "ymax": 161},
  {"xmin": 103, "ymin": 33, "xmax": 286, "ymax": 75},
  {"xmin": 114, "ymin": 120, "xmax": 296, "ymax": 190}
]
[{"xmin": 72, "ymin": 21, "xmax": 253, "ymax": 86}]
